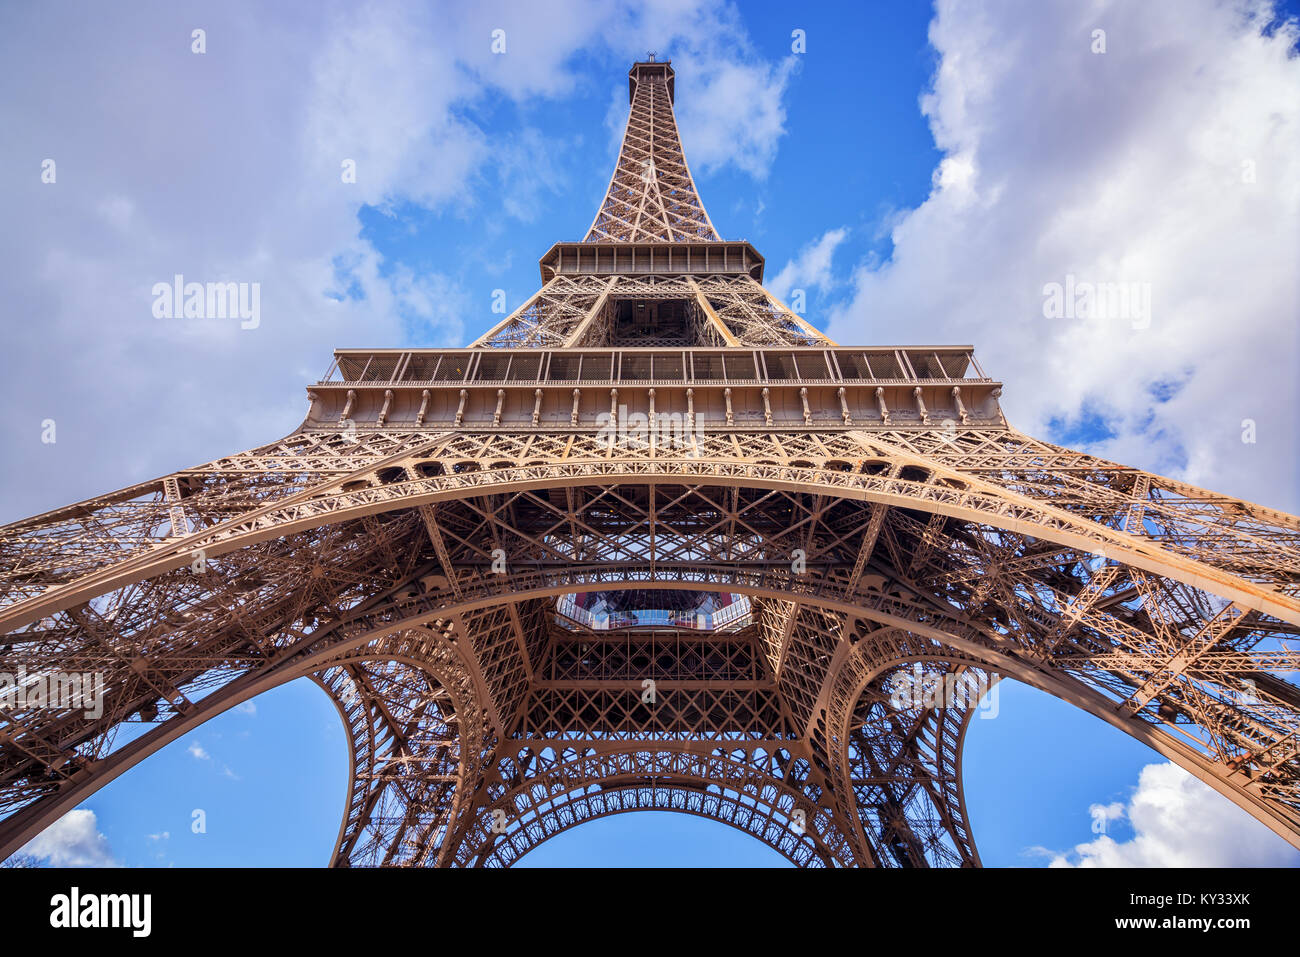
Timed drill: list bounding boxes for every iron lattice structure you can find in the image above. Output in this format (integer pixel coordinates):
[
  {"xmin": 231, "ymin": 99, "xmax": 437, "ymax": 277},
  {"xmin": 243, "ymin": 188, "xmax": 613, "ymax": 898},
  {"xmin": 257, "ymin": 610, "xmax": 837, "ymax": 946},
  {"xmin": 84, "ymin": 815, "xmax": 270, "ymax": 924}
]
[{"xmin": 1, "ymin": 60, "xmax": 1299, "ymax": 868}]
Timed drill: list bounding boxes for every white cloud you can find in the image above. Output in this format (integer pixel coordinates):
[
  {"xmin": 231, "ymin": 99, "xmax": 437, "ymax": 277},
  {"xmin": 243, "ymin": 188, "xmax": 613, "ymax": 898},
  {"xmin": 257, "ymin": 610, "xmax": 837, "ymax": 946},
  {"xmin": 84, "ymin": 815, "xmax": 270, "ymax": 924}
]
[
  {"xmin": 0, "ymin": 0, "xmax": 795, "ymax": 525},
  {"xmin": 388, "ymin": 266, "xmax": 470, "ymax": 345},
  {"xmin": 589, "ymin": 3, "xmax": 800, "ymax": 180},
  {"xmin": 768, "ymin": 227, "xmax": 850, "ymax": 302},
  {"xmin": 826, "ymin": 0, "xmax": 1300, "ymax": 512},
  {"xmin": 1045, "ymin": 762, "xmax": 1300, "ymax": 867},
  {"xmin": 18, "ymin": 808, "xmax": 120, "ymax": 867},
  {"xmin": 672, "ymin": 54, "xmax": 798, "ymax": 179},
  {"xmin": 234, "ymin": 701, "xmax": 256, "ymax": 716},
  {"xmin": 188, "ymin": 742, "xmax": 210, "ymax": 761}
]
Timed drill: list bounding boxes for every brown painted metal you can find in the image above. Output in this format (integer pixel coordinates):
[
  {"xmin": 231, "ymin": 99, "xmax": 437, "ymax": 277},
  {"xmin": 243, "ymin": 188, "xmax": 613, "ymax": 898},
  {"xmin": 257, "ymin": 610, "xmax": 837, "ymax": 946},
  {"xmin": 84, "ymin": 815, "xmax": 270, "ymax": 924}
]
[{"xmin": 1, "ymin": 59, "xmax": 1298, "ymax": 867}]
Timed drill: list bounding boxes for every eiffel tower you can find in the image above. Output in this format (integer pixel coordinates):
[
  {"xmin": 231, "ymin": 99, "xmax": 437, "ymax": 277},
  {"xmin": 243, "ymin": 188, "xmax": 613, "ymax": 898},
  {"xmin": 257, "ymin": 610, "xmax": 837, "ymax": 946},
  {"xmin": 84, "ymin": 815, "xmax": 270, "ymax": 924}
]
[{"xmin": 2, "ymin": 59, "xmax": 1298, "ymax": 868}]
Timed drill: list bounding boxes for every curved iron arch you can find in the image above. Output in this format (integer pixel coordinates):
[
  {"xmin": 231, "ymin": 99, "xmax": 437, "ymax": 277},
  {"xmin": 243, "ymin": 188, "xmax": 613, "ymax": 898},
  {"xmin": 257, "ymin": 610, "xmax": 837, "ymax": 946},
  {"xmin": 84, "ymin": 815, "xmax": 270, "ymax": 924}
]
[
  {"xmin": 1, "ymin": 442, "xmax": 1297, "ymax": 860},
  {"xmin": 453, "ymin": 744, "xmax": 853, "ymax": 868},
  {"xmin": 5, "ymin": 438, "xmax": 1295, "ymax": 632}
]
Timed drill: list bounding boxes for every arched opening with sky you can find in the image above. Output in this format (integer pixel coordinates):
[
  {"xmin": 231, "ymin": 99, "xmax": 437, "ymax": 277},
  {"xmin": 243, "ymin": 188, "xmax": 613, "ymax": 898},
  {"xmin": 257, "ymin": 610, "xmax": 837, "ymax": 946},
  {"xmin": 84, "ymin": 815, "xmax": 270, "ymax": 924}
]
[{"xmin": 2, "ymin": 1, "xmax": 1299, "ymax": 870}]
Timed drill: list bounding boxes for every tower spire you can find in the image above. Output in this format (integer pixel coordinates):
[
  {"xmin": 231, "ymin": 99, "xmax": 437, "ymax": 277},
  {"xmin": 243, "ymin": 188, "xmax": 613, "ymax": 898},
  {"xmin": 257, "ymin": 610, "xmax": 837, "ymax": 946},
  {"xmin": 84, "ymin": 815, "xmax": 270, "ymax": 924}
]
[
  {"xmin": 584, "ymin": 60, "xmax": 719, "ymax": 243},
  {"xmin": 1, "ymin": 57, "xmax": 1298, "ymax": 871}
]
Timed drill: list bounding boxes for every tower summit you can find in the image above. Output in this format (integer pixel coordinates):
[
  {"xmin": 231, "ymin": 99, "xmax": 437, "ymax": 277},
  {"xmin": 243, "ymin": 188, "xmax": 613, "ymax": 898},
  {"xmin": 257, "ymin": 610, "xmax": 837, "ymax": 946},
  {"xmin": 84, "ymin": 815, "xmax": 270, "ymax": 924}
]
[
  {"xmin": 1, "ymin": 61, "xmax": 1298, "ymax": 867},
  {"xmin": 476, "ymin": 57, "xmax": 825, "ymax": 349},
  {"xmin": 583, "ymin": 58, "xmax": 711, "ymax": 243}
]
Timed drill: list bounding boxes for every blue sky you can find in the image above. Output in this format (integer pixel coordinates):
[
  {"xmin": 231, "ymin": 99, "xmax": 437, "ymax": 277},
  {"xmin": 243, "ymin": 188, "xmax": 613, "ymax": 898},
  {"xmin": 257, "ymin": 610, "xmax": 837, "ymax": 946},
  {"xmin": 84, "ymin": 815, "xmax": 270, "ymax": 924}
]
[
  {"xmin": 344, "ymin": 1, "xmax": 946, "ymax": 352},
  {"xmin": 3, "ymin": 0, "xmax": 1299, "ymax": 867}
]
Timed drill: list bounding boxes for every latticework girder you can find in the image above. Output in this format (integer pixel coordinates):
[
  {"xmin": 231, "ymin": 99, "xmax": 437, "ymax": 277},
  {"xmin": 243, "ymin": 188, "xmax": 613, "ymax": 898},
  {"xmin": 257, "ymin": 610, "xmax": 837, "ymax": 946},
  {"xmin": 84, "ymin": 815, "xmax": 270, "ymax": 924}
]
[
  {"xmin": 583, "ymin": 61, "xmax": 718, "ymax": 244},
  {"xmin": 2, "ymin": 59, "xmax": 1298, "ymax": 866},
  {"xmin": 472, "ymin": 273, "xmax": 826, "ymax": 348},
  {"xmin": 1, "ymin": 424, "xmax": 1297, "ymax": 862}
]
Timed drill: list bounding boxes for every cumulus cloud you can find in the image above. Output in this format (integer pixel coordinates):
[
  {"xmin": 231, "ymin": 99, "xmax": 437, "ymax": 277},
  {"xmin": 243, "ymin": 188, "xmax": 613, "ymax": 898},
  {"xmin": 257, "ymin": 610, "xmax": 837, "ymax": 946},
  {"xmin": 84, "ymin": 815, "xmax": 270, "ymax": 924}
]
[
  {"xmin": 826, "ymin": 0, "xmax": 1300, "ymax": 512},
  {"xmin": 768, "ymin": 228, "xmax": 850, "ymax": 302},
  {"xmin": 0, "ymin": 0, "xmax": 795, "ymax": 525},
  {"xmin": 1043, "ymin": 762, "xmax": 1300, "ymax": 867},
  {"xmin": 17, "ymin": 809, "xmax": 120, "ymax": 867},
  {"xmin": 188, "ymin": 742, "xmax": 210, "ymax": 761}
]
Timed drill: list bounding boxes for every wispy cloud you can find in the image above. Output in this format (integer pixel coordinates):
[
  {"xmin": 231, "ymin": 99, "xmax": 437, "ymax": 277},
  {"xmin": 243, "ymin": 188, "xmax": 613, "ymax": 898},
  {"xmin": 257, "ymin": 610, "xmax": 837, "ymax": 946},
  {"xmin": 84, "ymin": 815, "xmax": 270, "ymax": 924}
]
[{"xmin": 768, "ymin": 227, "xmax": 850, "ymax": 302}]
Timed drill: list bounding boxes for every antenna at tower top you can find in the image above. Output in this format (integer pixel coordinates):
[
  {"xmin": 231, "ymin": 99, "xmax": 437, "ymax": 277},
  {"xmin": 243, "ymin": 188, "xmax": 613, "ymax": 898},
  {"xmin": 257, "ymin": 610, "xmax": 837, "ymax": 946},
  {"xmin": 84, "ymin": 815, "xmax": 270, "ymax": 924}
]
[{"xmin": 647, "ymin": 52, "xmax": 656, "ymax": 61}]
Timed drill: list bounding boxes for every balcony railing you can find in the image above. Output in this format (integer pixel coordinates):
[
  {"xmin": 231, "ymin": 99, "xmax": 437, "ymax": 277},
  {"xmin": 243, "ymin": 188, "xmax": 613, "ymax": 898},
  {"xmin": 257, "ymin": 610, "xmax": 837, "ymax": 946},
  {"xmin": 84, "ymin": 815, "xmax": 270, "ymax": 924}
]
[{"xmin": 318, "ymin": 346, "xmax": 992, "ymax": 389}]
